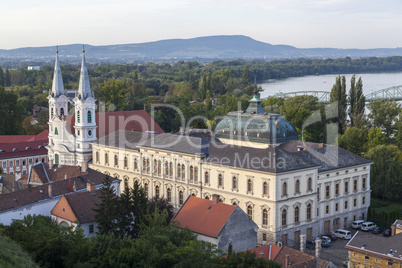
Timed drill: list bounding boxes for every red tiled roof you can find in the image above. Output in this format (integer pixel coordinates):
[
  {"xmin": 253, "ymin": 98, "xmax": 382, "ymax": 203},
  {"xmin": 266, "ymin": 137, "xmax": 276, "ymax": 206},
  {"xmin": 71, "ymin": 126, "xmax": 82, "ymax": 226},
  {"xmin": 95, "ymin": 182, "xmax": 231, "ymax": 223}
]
[
  {"xmin": 0, "ymin": 130, "xmax": 48, "ymax": 144},
  {"xmin": 0, "ymin": 166, "xmax": 113, "ymax": 213},
  {"xmin": 244, "ymin": 244, "xmax": 282, "ymax": 260},
  {"xmin": 273, "ymin": 246, "xmax": 330, "ymax": 268},
  {"xmin": 51, "ymin": 189, "xmax": 102, "ymax": 224},
  {"xmin": 64, "ymin": 110, "xmax": 164, "ymax": 138},
  {"xmin": 172, "ymin": 196, "xmax": 236, "ymax": 238}
]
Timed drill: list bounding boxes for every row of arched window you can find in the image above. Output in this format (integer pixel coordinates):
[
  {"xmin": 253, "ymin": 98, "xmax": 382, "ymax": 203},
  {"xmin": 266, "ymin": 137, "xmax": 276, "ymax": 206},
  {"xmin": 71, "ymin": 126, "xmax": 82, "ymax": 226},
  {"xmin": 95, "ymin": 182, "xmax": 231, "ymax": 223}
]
[
  {"xmin": 76, "ymin": 110, "xmax": 92, "ymax": 124},
  {"xmin": 282, "ymin": 178, "xmax": 313, "ymax": 197},
  {"xmin": 281, "ymin": 204, "xmax": 312, "ymax": 227}
]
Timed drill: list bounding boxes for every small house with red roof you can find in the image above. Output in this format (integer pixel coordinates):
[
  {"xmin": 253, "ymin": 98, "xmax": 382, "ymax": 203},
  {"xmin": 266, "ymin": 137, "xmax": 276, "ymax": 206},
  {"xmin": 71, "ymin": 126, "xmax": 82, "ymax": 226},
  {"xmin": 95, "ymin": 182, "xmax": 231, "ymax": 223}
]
[
  {"xmin": 172, "ymin": 194, "xmax": 258, "ymax": 252},
  {"xmin": 51, "ymin": 183, "xmax": 103, "ymax": 237}
]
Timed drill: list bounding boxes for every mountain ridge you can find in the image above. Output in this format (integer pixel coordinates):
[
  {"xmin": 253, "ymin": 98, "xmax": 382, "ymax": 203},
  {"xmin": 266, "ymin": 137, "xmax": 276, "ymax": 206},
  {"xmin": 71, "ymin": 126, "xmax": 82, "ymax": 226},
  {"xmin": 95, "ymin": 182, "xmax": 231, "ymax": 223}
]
[{"xmin": 1, "ymin": 35, "xmax": 402, "ymax": 63}]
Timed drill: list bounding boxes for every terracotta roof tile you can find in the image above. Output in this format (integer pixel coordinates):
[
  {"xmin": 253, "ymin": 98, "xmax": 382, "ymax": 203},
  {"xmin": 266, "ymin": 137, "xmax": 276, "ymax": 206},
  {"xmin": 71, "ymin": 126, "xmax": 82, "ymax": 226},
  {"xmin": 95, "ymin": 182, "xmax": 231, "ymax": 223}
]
[
  {"xmin": 172, "ymin": 196, "xmax": 236, "ymax": 238},
  {"xmin": 0, "ymin": 167, "xmax": 114, "ymax": 213},
  {"xmin": 64, "ymin": 110, "xmax": 164, "ymax": 138},
  {"xmin": 274, "ymin": 246, "xmax": 329, "ymax": 268},
  {"xmin": 244, "ymin": 244, "xmax": 282, "ymax": 260},
  {"xmin": 51, "ymin": 189, "xmax": 102, "ymax": 224}
]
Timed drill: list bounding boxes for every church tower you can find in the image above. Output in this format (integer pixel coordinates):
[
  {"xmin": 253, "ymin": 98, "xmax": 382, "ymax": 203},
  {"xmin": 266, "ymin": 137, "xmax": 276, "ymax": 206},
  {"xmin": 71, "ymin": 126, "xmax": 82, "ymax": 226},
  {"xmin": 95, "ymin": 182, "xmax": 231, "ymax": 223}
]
[
  {"xmin": 48, "ymin": 48, "xmax": 68, "ymax": 122},
  {"xmin": 73, "ymin": 46, "xmax": 97, "ymax": 164}
]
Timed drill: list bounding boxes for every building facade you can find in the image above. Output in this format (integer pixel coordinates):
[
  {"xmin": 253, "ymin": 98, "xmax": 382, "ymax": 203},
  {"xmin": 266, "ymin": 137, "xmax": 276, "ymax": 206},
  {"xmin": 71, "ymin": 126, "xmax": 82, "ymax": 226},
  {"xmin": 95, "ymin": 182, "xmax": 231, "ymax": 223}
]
[{"xmin": 89, "ymin": 94, "xmax": 372, "ymax": 245}]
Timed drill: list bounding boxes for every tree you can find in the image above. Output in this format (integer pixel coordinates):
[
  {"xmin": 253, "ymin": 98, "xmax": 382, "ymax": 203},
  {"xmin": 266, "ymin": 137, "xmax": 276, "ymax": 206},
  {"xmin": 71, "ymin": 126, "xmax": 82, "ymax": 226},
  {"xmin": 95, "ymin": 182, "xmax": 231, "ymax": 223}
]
[
  {"xmin": 330, "ymin": 75, "xmax": 347, "ymax": 134},
  {"xmin": 94, "ymin": 176, "xmax": 120, "ymax": 236},
  {"xmin": 0, "ymin": 86, "xmax": 24, "ymax": 134},
  {"xmin": 348, "ymin": 75, "xmax": 356, "ymax": 125},
  {"xmin": 0, "ymin": 233, "xmax": 39, "ymax": 267},
  {"xmin": 5, "ymin": 68, "xmax": 11, "ymax": 86},
  {"xmin": 337, "ymin": 127, "xmax": 367, "ymax": 155},
  {"xmin": 367, "ymin": 100, "xmax": 401, "ymax": 140},
  {"xmin": 0, "ymin": 66, "xmax": 4, "ymax": 86},
  {"xmin": 365, "ymin": 145, "xmax": 402, "ymax": 201},
  {"xmin": 98, "ymin": 79, "xmax": 129, "ymax": 111},
  {"xmin": 367, "ymin": 126, "xmax": 387, "ymax": 150},
  {"xmin": 242, "ymin": 65, "xmax": 250, "ymax": 83},
  {"xmin": 354, "ymin": 77, "xmax": 365, "ymax": 127}
]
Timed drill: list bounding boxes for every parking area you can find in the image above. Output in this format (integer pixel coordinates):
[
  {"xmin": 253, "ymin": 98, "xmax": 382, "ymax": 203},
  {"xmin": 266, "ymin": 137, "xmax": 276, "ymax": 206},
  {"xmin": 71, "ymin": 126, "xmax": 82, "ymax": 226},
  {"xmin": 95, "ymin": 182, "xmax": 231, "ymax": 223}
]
[{"xmin": 303, "ymin": 228, "xmax": 358, "ymax": 267}]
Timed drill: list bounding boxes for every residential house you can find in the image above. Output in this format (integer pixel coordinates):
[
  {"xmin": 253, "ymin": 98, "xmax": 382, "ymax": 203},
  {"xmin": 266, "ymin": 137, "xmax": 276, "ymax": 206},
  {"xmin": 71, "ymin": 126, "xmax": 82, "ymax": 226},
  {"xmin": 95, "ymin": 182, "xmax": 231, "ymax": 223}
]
[{"xmin": 171, "ymin": 194, "xmax": 258, "ymax": 252}]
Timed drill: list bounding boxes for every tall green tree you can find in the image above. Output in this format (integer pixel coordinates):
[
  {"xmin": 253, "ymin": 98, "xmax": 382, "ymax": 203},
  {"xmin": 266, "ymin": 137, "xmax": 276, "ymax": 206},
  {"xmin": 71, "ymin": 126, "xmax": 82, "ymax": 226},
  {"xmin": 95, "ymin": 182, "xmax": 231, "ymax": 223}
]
[
  {"xmin": 337, "ymin": 127, "xmax": 368, "ymax": 155},
  {"xmin": 330, "ymin": 75, "xmax": 347, "ymax": 134},
  {"xmin": 365, "ymin": 145, "xmax": 402, "ymax": 201},
  {"xmin": 367, "ymin": 100, "xmax": 401, "ymax": 140},
  {"xmin": 4, "ymin": 68, "xmax": 11, "ymax": 86},
  {"xmin": 0, "ymin": 66, "xmax": 4, "ymax": 86},
  {"xmin": 98, "ymin": 79, "xmax": 129, "ymax": 111},
  {"xmin": 367, "ymin": 126, "xmax": 387, "ymax": 150},
  {"xmin": 0, "ymin": 86, "xmax": 24, "ymax": 134},
  {"xmin": 354, "ymin": 77, "xmax": 365, "ymax": 127},
  {"xmin": 94, "ymin": 176, "xmax": 120, "ymax": 236},
  {"xmin": 348, "ymin": 75, "xmax": 356, "ymax": 125},
  {"xmin": 242, "ymin": 65, "xmax": 250, "ymax": 83}
]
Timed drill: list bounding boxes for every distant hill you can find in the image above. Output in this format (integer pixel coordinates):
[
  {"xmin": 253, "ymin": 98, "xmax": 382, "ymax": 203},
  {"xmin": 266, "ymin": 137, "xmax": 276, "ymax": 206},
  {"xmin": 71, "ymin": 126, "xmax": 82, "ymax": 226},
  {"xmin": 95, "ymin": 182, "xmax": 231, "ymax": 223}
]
[{"xmin": 1, "ymin": 35, "xmax": 402, "ymax": 64}]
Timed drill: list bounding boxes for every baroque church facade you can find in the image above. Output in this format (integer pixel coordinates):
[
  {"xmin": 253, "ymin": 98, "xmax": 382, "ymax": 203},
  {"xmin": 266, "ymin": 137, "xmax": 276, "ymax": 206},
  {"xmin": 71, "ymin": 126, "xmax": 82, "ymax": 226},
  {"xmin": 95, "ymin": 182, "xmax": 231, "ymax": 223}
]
[{"xmin": 47, "ymin": 48, "xmax": 96, "ymax": 166}]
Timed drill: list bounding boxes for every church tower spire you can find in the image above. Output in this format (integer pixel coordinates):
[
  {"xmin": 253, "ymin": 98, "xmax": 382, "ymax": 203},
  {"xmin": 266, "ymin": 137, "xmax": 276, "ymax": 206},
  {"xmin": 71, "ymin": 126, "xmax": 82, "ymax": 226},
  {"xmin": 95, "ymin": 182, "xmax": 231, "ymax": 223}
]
[
  {"xmin": 51, "ymin": 46, "xmax": 65, "ymax": 97},
  {"xmin": 77, "ymin": 45, "xmax": 92, "ymax": 99}
]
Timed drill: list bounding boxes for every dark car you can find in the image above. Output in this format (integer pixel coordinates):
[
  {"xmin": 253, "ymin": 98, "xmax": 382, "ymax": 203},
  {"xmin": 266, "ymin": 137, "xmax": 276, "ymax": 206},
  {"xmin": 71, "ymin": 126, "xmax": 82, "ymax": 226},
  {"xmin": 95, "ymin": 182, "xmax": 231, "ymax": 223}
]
[
  {"xmin": 306, "ymin": 240, "xmax": 316, "ymax": 249},
  {"xmin": 383, "ymin": 229, "xmax": 391, "ymax": 237},
  {"xmin": 372, "ymin": 227, "xmax": 385, "ymax": 234},
  {"xmin": 325, "ymin": 233, "xmax": 337, "ymax": 241},
  {"xmin": 319, "ymin": 238, "xmax": 330, "ymax": 248}
]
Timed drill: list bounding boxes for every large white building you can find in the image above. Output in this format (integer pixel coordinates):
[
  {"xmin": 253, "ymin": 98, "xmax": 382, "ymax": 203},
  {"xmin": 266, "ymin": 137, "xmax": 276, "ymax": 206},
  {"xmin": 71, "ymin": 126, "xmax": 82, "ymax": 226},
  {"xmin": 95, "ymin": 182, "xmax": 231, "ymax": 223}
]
[
  {"xmin": 44, "ymin": 49, "xmax": 372, "ymax": 245},
  {"xmin": 89, "ymin": 92, "xmax": 373, "ymax": 245}
]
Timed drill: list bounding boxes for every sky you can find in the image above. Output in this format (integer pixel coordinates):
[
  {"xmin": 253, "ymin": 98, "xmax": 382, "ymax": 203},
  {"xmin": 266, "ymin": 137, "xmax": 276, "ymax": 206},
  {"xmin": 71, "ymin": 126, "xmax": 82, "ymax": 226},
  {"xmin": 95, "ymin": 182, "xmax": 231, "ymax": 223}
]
[{"xmin": 2, "ymin": 0, "xmax": 402, "ymax": 50}]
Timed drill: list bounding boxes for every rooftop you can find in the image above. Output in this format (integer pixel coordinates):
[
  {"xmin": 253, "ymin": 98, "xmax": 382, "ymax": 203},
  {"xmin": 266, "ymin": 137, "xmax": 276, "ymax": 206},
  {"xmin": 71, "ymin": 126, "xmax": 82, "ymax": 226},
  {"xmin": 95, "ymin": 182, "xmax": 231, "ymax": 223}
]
[
  {"xmin": 346, "ymin": 231, "xmax": 402, "ymax": 262},
  {"xmin": 172, "ymin": 195, "xmax": 236, "ymax": 238}
]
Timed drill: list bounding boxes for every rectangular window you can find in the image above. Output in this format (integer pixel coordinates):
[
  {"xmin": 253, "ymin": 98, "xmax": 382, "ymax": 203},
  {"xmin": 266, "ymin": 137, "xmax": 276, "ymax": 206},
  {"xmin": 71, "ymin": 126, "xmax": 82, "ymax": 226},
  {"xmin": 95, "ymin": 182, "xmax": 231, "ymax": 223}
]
[
  {"xmin": 2, "ymin": 161, "xmax": 6, "ymax": 168},
  {"xmin": 362, "ymin": 177, "xmax": 366, "ymax": 189},
  {"xmin": 345, "ymin": 201, "xmax": 348, "ymax": 209},
  {"xmin": 16, "ymin": 160, "xmax": 20, "ymax": 166},
  {"xmin": 335, "ymin": 183, "xmax": 339, "ymax": 195},
  {"xmin": 23, "ymin": 160, "xmax": 26, "ymax": 166},
  {"xmin": 364, "ymin": 256, "xmax": 369, "ymax": 260},
  {"xmin": 326, "ymin": 185, "xmax": 330, "ymax": 198},
  {"xmin": 23, "ymin": 170, "xmax": 27, "ymax": 175},
  {"xmin": 354, "ymin": 199, "xmax": 357, "ymax": 207},
  {"xmin": 326, "ymin": 205, "xmax": 329, "ymax": 214},
  {"xmin": 9, "ymin": 161, "xmax": 13, "ymax": 168},
  {"xmin": 89, "ymin": 224, "xmax": 94, "ymax": 233},
  {"xmin": 345, "ymin": 181, "xmax": 349, "ymax": 193},
  {"xmin": 362, "ymin": 196, "xmax": 365, "ymax": 205},
  {"xmin": 336, "ymin": 203, "xmax": 339, "ymax": 211},
  {"xmin": 354, "ymin": 179, "xmax": 358, "ymax": 191}
]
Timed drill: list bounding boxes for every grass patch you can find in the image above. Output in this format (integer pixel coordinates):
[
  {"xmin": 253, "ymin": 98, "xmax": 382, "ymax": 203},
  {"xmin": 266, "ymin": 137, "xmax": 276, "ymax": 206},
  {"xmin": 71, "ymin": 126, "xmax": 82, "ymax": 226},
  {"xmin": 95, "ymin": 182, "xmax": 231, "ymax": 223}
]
[{"xmin": 0, "ymin": 234, "xmax": 39, "ymax": 268}]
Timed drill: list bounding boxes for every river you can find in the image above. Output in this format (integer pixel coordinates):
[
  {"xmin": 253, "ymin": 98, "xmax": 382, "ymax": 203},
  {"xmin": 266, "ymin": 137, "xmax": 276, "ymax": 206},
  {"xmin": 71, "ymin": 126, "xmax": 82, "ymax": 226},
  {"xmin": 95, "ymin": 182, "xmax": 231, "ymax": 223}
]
[{"xmin": 258, "ymin": 72, "xmax": 402, "ymax": 99}]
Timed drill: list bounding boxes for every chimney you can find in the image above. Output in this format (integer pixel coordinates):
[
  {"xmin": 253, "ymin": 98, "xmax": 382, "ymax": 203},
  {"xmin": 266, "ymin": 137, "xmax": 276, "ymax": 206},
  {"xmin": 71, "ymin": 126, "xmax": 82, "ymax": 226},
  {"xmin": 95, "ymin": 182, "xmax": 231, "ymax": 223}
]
[
  {"xmin": 315, "ymin": 238, "xmax": 321, "ymax": 259},
  {"xmin": 300, "ymin": 234, "xmax": 306, "ymax": 253},
  {"xmin": 87, "ymin": 182, "xmax": 95, "ymax": 194},
  {"xmin": 81, "ymin": 162, "xmax": 88, "ymax": 173},
  {"xmin": 64, "ymin": 174, "xmax": 67, "ymax": 181},
  {"xmin": 285, "ymin": 255, "xmax": 290, "ymax": 268},
  {"xmin": 73, "ymin": 181, "xmax": 77, "ymax": 192},
  {"xmin": 212, "ymin": 194, "xmax": 220, "ymax": 204},
  {"xmin": 68, "ymin": 181, "xmax": 72, "ymax": 192},
  {"xmin": 49, "ymin": 159, "xmax": 53, "ymax": 169},
  {"xmin": 48, "ymin": 183, "xmax": 52, "ymax": 198},
  {"xmin": 260, "ymin": 250, "xmax": 264, "ymax": 259}
]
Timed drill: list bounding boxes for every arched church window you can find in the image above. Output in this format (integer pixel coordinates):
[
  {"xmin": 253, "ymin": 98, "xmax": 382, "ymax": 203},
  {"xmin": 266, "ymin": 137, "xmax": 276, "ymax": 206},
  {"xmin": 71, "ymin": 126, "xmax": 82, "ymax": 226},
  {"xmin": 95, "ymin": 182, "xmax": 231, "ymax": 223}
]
[
  {"xmin": 77, "ymin": 130, "xmax": 80, "ymax": 136},
  {"xmin": 88, "ymin": 130, "xmax": 92, "ymax": 136},
  {"xmin": 77, "ymin": 111, "xmax": 80, "ymax": 123},
  {"xmin": 51, "ymin": 108, "xmax": 54, "ymax": 118},
  {"xmin": 88, "ymin": 111, "xmax": 92, "ymax": 123},
  {"xmin": 55, "ymin": 127, "xmax": 58, "ymax": 135},
  {"xmin": 60, "ymin": 108, "xmax": 64, "ymax": 116}
]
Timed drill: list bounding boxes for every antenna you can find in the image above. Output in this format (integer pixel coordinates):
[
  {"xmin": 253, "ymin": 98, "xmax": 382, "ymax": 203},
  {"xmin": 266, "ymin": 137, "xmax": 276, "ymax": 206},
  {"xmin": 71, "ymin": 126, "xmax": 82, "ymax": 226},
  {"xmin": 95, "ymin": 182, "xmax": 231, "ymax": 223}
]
[
  {"xmin": 82, "ymin": 44, "xmax": 85, "ymax": 53},
  {"xmin": 56, "ymin": 45, "xmax": 59, "ymax": 54}
]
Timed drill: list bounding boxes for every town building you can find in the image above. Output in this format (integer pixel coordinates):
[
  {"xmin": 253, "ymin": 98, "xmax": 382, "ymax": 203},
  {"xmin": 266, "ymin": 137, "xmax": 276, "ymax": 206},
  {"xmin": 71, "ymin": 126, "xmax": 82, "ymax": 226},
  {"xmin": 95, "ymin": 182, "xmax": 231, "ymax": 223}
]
[
  {"xmin": 0, "ymin": 130, "xmax": 49, "ymax": 176},
  {"xmin": 46, "ymin": 48, "xmax": 163, "ymax": 168},
  {"xmin": 89, "ymin": 90, "xmax": 372, "ymax": 245},
  {"xmin": 0, "ymin": 162, "xmax": 120, "ymax": 226},
  {"xmin": 51, "ymin": 184, "xmax": 102, "ymax": 237},
  {"xmin": 172, "ymin": 194, "xmax": 258, "ymax": 252},
  {"xmin": 346, "ymin": 231, "xmax": 402, "ymax": 267},
  {"xmin": 391, "ymin": 219, "xmax": 402, "ymax": 235}
]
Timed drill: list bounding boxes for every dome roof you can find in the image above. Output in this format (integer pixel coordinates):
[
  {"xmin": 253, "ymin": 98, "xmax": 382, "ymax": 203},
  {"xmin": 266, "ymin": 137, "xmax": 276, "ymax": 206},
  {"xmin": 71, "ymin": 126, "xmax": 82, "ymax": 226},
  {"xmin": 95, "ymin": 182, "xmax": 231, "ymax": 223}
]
[{"xmin": 214, "ymin": 93, "xmax": 299, "ymax": 145}]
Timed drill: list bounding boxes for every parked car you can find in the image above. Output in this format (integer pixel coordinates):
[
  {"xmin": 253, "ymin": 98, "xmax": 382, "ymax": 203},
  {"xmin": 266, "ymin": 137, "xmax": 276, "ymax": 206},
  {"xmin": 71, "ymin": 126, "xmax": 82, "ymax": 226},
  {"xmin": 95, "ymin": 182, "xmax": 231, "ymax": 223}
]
[
  {"xmin": 351, "ymin": 220, "xmax": 365, "ymax": 229},
  {"xmin": 383, "ymin": 229, "xmax": 391, "ymax": 237},
  {"xmin": 319, "ymin": 237, "xmax": 330, "ymax": 247},
  {"xmin": 325, "ymin": 233, "xmax": 337, "ymax": 241},
  {"xmin": 372, "ymin": 227, "xmax": 385, "ymax": 234},
  {"xmin": 334, "ymin": 229, "xmax": 352, "ymax": 239},
  {"xmin": 306, "ymin": 240, "xmax": 316, "ymax": 249},
  {"xmin": 320, "ymin": 236, "xmax": 332, "ymax": 244},
  {"xmin": 361, "ymin": 222, "xmax": 377, "ymax": 231}
]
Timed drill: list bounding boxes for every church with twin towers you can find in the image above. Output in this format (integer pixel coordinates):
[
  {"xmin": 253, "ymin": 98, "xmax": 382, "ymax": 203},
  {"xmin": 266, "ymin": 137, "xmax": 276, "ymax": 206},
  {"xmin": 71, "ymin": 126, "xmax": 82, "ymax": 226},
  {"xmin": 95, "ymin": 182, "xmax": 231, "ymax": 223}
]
[{"xmin": 47, "ymin": 47, "xmax": 97, "ymax": 167}]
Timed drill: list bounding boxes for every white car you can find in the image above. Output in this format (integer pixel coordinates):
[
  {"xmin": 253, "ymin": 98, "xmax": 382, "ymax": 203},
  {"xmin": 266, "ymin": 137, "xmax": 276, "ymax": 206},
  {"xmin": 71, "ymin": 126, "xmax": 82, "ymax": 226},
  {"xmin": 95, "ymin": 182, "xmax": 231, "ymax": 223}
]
[
  {"xmin": 361, "ymin": 222, "xmax": 377, "ymax": 231},
  {"xmin": 320, "ymin": 236, "xmax": 332, "ymax": 244},
  {"xmin": 334, "ymin": 229, "xmax": 351, "ymax": 239}
]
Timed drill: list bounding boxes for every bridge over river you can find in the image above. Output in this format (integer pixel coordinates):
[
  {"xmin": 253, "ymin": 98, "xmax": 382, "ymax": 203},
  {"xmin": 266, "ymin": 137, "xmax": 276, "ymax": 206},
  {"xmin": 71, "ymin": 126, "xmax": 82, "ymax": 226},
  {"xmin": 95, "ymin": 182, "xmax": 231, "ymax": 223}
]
[{"xmin": 270, "ymin": 85, "xmax": 402, "ymax": 104}]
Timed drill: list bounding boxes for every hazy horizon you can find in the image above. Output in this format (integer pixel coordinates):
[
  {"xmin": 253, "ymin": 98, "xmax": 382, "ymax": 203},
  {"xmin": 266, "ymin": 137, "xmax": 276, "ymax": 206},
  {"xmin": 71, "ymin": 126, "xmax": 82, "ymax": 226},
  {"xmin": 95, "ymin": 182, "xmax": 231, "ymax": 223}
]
[{"xmin": 2, "ymin": 0, "xmax": 402, "ymax": 50}]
